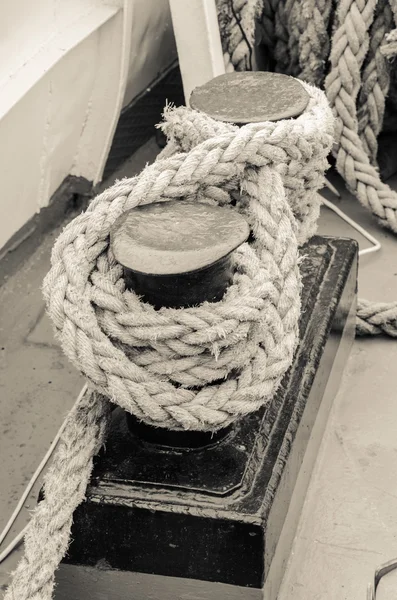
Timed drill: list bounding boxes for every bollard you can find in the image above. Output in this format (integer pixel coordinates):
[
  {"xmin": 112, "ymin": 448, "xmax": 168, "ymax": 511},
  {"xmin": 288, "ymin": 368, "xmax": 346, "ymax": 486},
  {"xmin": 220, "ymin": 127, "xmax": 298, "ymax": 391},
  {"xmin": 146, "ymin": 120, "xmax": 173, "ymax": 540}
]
[
  {"xmin": 111, "ymin": 199, "xmax": 250, "ymax": 449},
  {"xmin": 189, "ymin": 71, "xmax": 310, "ymax": 123},
  {"xmin": 56, "ymin": 72, "xmax": 358, "ymax": 600}
]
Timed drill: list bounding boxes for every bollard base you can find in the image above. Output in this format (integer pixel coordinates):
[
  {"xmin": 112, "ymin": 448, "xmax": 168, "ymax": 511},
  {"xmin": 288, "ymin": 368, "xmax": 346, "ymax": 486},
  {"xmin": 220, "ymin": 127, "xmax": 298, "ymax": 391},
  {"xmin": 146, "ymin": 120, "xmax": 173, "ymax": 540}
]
[{"xmin": 55, "ymin": 236, "xmax": 357, "ymax": 599}]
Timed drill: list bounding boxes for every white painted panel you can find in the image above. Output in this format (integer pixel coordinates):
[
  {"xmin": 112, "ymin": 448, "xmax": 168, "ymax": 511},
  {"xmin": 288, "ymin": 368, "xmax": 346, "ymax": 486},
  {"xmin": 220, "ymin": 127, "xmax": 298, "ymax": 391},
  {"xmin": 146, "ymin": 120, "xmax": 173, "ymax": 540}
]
[
  {"xmin": 0, "ymin": 1, "xmax": 118, "ymax": 92},
  {"xmin": 0, "ymin": 0, "xmax": 178, "ymax": 249},
  {"xmin": 169, "ymin": 0, "xmax": 225, "ymax": 101},
  {"xmin": 0, "ymin": 5, "xmax": 119, "ymax": 120},
  {"xmin": 39, "ymin": 35, "xmax": 100, "ymax": 206},
  {"xmin": 0, "ymin": 15, "xmax": 123, "ymax": 247},
  {"xmin": 0, "ymin": 86, "xmax": 48, "ymax": 249},
  {"xmin": 122, "ymin": 0, "xmax": 177, "ymax": 108},
  {"xmin": 72, "ymin": 11, "xmax": 125, "ymax": 182}
]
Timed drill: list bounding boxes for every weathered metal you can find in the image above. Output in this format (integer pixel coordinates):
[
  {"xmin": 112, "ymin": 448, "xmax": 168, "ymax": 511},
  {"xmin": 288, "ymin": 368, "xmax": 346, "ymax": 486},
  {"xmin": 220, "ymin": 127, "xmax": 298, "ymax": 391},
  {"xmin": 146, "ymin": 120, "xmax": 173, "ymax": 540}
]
[{"xmin": 189, "ymin": 72, "xmax": 310, "ymax": 124}]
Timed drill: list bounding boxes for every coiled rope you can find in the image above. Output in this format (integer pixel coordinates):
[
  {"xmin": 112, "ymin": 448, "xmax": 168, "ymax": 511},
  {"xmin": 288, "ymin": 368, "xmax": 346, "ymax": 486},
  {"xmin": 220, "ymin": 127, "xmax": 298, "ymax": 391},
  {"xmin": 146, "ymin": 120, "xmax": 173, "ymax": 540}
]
[
  {"xmin": 357, "ymin": 0, "xmax": 394, "ymax": 166},
  {"xmin": 3, "ymin": 83, "xmax": 333, "ymax": 600},
  {"xmin": 218, "ymin": 0, "xmax": 397, "ymax": 337},
  {"xmin": 325, "ymin": 0, "xmax": 397, "ymax": 234}
]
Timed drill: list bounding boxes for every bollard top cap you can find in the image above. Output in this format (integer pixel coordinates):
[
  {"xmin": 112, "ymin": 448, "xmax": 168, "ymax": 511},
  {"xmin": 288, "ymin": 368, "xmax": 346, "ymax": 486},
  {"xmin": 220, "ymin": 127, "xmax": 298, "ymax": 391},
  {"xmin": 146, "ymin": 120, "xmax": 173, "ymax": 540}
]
[
  {"xmin": 110, "ymin": 200, "xmax": 250, "ymax": 276},
  {"xmin": 190, "ymin": 72, "xmax": 310, "ymax": 124}
]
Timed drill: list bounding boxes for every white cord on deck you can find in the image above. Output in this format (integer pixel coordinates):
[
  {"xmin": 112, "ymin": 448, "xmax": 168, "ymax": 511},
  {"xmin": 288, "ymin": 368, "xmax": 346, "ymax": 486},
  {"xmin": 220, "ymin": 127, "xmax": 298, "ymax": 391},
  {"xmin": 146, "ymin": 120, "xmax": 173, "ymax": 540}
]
[
  {"xmin": 0, "ymin": 384, "xmax": 88, "ymax": 564},
  {"xmin": 322, "ymin": 197, "xmax": 381, "ymax": 257}
]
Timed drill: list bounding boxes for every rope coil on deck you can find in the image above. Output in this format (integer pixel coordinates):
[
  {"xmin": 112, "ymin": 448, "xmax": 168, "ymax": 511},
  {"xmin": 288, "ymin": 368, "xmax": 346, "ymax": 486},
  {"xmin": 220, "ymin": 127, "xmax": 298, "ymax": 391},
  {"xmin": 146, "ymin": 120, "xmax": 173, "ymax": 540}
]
[
  {"xmin": 3, "ymin": 84, "xmax": 333, "ymax": 600},
  {"xmin": 221, "ymin": 0, "xmax": 397, "ymax": 233},
  {"xmin": 3, "ymin": 4, "xmax": 397, "ymax": 599},
  {"xmin": 159, "ymin": 83, "xmax": 334, "ymax": 245},
  {"xmin": 220, "ymin": 0, "xmax": 397, "ymax": 338},
  {"xmin": 43, "ymin": 81, "xmax": 332, "ymax": 432}
]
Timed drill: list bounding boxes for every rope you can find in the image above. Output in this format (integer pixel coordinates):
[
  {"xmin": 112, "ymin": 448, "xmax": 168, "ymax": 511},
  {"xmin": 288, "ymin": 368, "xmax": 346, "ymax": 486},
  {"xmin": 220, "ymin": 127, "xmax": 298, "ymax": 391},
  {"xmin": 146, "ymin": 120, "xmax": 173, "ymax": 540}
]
[
  {"xmin": 2, "ymin": 83, "xmax": 333, "ymax": 600},
  {"xmin": 42, "ymin": 145, "xmax": 305, "ymax": 433},
  {"xmin": 5, "ymin": 3, "xmax": 397, "ymax": 594},
  {"xmin": 3, "ymin": 392, "xmax": 110, "ymax": 600},
  {"xmin": 357, "ymin": 298, "xmax": 397, "ymax": 336},
  {"xmin": 216, "ymin": 0, "xmax": 261, "ymax": 71},
  {"xmin": 159, "ymin": 84, "xmax": 334, "ymax": 246},
  {"xmin": 219, "ymin": 0, "xmax": 397, "ymax": 338},
  {"xmin": 296, "ymin": 0, "xmax": 333, "ymax": 86},
  {"xmin": 297, "ymin": 0, "xmax": 397, "ymax": 335},
  {"xmin": 325, "ymin": 0, "xmax": 397, "ymax": 234},
  {"xmin": 357, "ymin": 0, "xmax": 394, "ymax": 165}
]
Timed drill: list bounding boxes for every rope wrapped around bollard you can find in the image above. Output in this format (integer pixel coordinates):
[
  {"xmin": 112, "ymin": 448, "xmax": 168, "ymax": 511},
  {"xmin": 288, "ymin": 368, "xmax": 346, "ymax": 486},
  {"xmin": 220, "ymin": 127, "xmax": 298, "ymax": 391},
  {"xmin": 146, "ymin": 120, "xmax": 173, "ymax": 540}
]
[
  {"xmin": 3, "ymin": 82, "xmax": 333, "ymax": 600},
  {"xmin": 159, "ymin": 81, "xmax": 333, "ymax": 246}
]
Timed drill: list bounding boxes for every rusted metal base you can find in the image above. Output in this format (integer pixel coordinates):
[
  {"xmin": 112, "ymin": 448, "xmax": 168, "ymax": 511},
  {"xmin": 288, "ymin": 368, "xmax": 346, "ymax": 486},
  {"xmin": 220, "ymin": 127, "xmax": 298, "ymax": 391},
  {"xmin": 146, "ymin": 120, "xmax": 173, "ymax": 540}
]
[{"xmin": 55, "ymin": 236, "xmax": 358, "ymax": 599}]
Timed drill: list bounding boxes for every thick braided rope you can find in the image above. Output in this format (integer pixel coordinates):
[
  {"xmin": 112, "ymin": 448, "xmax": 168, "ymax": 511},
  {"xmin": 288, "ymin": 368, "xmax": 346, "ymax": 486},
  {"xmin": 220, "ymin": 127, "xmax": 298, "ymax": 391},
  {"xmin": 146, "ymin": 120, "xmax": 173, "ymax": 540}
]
[
  {"xmin": 295, "ymin": 0, "xmax": 333, "ymax": 86},
  {"xmin": 41, "ymin": 119, "xmax": 318, "ymax": 432},
  {"xmin": 159, "ymin": 82, "xmax": 334, "ymax": 246},
  {"xmin": 3, "ymin": 391, "xmax": 110, "ymax": 600},
  {"xmin": 325, "ymin": 0, "xmax": 397, "ymax": 234},
  {"xmin": 357, "ymin": 0, "xmax": 394, "ymax": 165},
  {"xmin": 4, "ymin": 11, "xmax": 397, "ymax": 598},
  {"xmin": 5, "ymin": 101, "xmax": 336, "ymax": 599},
  {"xmin": 215, "ymin": 2, "xmax": 397, "ymax": 336},
  {"xmin": 381, "ymin": 27, "xmax": 397, "ymax": 59},
  {"xmin": 357, "ymin": 298, "xmax": 397, "ymax": 336},
  {"xmin": 216, "ymin": 0, "xmax": 262, "ymax": 71}
]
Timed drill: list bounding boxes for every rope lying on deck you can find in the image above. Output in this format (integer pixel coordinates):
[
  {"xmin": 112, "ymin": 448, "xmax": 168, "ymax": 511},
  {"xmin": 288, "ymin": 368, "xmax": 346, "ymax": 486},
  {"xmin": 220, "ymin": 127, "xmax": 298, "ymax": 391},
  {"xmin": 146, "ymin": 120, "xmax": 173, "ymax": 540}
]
[
  {"xmin": 218, "ymin": 0, "xmax": 397, "ymax": 338},
  {"xmin": 3, "ymin": 83, "xmax": 333, "ymax": 600}
]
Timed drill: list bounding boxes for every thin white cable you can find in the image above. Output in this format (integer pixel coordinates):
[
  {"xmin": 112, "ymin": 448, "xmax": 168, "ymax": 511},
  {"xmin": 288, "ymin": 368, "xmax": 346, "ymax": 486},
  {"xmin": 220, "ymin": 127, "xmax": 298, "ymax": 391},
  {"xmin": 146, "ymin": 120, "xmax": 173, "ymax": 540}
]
[
  {"xmin": 324, "ymin": 177, "xmax": 341, "ymax": 198},
  {"xmin": 322, "ymin": 197, "xmax": 382, "ymax": 256},
  {"xmin": 0, "ymin": 384, "xmax": 88, "ymax": 564}
]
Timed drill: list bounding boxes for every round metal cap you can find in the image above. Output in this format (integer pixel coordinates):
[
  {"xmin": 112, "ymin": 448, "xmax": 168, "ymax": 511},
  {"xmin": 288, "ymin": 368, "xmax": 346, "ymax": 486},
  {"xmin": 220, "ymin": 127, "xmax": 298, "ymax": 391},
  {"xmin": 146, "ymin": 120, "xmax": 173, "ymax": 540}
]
[
  {"xmin": 190, "ymin": 71, "xmax": 310, "ymax": 124},
  {"xmin": 111, "ymin": 200, "xmax": 250, "ymax": 276}
]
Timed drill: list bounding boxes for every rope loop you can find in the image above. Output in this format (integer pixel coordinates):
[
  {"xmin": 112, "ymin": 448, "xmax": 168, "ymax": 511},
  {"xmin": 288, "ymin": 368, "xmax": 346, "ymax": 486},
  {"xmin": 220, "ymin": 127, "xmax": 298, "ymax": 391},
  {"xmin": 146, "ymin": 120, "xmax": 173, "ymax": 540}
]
[
  {"xmin": 43, "ymin": 83, "xmax": 333, "ymax": 432},
  {"xmin": 159, "ymin": 81, "xmax": 334, "ymax": 245}
]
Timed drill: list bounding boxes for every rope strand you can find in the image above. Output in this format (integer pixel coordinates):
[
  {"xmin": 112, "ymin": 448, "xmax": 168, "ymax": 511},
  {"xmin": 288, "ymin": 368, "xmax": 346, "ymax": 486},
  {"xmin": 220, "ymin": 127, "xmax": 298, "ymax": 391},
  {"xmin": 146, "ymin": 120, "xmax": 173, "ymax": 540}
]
[
  {"xmin": 6, "ymin": 3, "xmax": 397, "ymax": 597},
  {"xmin": 3, "ymin": 82, "xmax": 333, "ymax": 600}
]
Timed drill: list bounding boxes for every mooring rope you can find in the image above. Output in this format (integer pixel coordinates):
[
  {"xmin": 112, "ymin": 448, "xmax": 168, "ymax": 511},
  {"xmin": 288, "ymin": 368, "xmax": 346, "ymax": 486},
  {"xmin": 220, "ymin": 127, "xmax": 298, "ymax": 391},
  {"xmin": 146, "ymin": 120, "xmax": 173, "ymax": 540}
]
[
  {"xmin": 216, "ymin": 0, "xmax": 261, "ymax": 70},
  {"xmin": 3, "ymin": 83, "xmax": 333, "ymax": 600},
  {"xmin": 357, "ymin": 0, "xmax": 394, "ymax": 166},
  {"xmin": 4, "ymin": 3, "xmax": 397, "ymax": 596},
  {"xmin": 295, "ymin": 0, "xmax": 332, "ymax": 86},
  {"xmin": 160, "ymin": 86, "xmax": 333, "ymax": 246},
  {"xmin": 325, "ymin": 0, "xmax": 397, "ymax": 233},
  {"xmin": 224, "ymin": 0, "xmax": 397, "ymax": 233},
  {"xmin": 219, "ymin": 0, "xmax": 397, "ymax": 338}
]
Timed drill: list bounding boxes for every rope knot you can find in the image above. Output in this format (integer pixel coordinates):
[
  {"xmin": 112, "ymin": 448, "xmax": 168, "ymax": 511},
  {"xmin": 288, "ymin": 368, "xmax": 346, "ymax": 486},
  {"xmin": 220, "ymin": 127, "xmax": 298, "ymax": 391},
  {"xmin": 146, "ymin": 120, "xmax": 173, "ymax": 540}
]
[{"xmin": 43, "ymin": 82, "xmax": 333, "ymax": 432}]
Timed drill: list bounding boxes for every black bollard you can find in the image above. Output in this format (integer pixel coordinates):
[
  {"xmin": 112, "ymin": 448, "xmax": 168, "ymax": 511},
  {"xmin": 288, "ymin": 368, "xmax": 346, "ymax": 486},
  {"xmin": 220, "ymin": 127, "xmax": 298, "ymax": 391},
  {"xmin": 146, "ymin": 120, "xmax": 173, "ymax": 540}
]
[
  {"xmin": 56, "ymin": 72, "xmax": 358, "ymax": 600},
  {"xmin": 111, "ymin": 199, "xmax": 250, "ymax": 449},
  {"xmin": 189, "ymin": 71, "xmax": 310, "ymax": 124}
]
